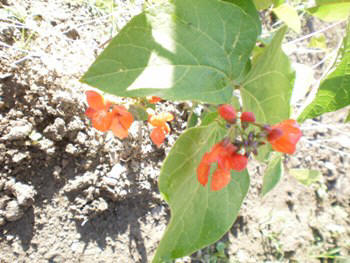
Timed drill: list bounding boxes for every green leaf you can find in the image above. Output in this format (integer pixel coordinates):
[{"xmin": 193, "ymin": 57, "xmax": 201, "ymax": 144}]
[
  {"xmin": 153, "ymin": 123, "xmax": 250, "ymax": 262},
  {"xmin": 261, "ymin": 152, "xmax": 283, "ymax": 196},
  {"xmin": 253, "ymin": 0, "xmax": 273, "ymax": 10},
  {"xmin": 298, "ymin": 22, "xmax": 350, "ymax": 122},
  {"xmin": 273, "ymin": 3, "xmax": 301, "ymax": 33},
  {"xmin": 128, "ymin": 104, "xmax": 148, "ymax": 121},
  {"xmin": 308, "ymin": 34, "xmax": 328, "ymax": 50},
  {"xmin": 308, "ymin": 2, "xmax": 350, "ymax": 21},
  {"xmin": 345, "ymin": 110, "xmax": 350, "ymax": 122},
  {"xmin": 81, "ymin": 0, "xmax": 260, "ymax": 104},
  {"xmin": 201, "ymin": 112, "xmax": 219, "ymax": 126},
  {"xmin": 289, "ymin": 169, "xmax": 321, "ymax": 186},
  {"xmin": 242, "ymin": 27, "xmax": 293, "ymax": 125},
  {"xmin": 252, "ymin": 0, "xmax": 284, "ymax": 10},
  {"xmin": 187, "ymin": 112, "xmax": 199, "ymax": 128},
  {"xmin": 241, "ymin": 27, "xmax": 294, "ymax": 160}
]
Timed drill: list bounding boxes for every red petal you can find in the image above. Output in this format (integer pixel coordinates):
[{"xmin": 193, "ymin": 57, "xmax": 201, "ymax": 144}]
[
  {"xmin": 91, "ymin": 111, "xmax": 113, "ymax": 132},
  {"xmin": 85, "ymin": 107, "xmax": 96, "ymax": 119},
  {"xmin": 197, "ymin": 153, "xmax": 211, "ymax": 186},
  {"xmin": 207, "ymin": 143, "xmax": 225, "ymax": 163},
  {"xmin": 113, "ymin": 105, "xmax": 134, "ymax": 130},
  {"xmin": 229, "ymin": 153, "xmax": 248, "ymax": 171},
  {"xmin": 210, "ymin": 169, "xmax": 231, "ymax": 191},
  {"xmin": 149, "ymin": 96, "xmax": 162, "ymax": 104},
  {"xmin": 268, "ymin": 128, "xmax": 283, "ymax": 142},
  {"xmin": 150, "ymin": 127, "xmax": 165, "ymax": 147},
  {"xmin": 110, "ymin": 118, "xmax": 128, "ymax": 139},
  {"xmin": 85, "ymin": 90, "xmax": 106, "ymax": 111},
  {"xmin": 268, "ymin": 119, "xmax": 302, "ymax": 154}
]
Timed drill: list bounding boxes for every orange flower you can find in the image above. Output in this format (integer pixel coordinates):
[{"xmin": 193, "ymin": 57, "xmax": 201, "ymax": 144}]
[
  {"xmin": 267, "ymin": 119, "xmax": 302, "ymax": 154},
  {"xmin": 85, "ymin": 90, "xmax": 134, "ymax": 139},
  {"xmin": 110, "ymin": 105, "xmax": 134, "ymax": 139},
  {"xmin": 148, "ymin": 112, "xmax": 174, "ymax": 147},
  {"xmin": 85, "ymin": 90, "xmax": 113, "ymax": 132},
  {"xmin": 148, "ymin": 96, "xmax": 162, "ymax": 104},
  {"xmin": 197, "ymin": 140, "xmax": 248, "ymax": 191}
]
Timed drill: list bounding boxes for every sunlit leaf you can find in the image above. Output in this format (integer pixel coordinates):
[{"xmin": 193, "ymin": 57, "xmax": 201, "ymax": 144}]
[
  {"xmin": 298, "ymin": 22, "xmax": 350, "ymax": 122},
  {"xmin": 289, "ymin": 169, "xmax": 321, "ymax": 186},
  {"xmin": 308, "ymin": 2, "xmax": 350, "ymax": 21},
  {"xmin": 261, "ymin": 152, "xmax": 283, "ymax": 196},
  {"xmin": 81, "ymin": 0, "xmax": 260, "ymax": 104},
  {"xmin": 273, "ymin": 3, "xmax": 301, "ymax": 33},
  {"xmin": 308, "ymin": 34, "xmax": 328, "ymax": 50},
  {"xmin": 153, "ymin": 122, "xmax": 250, "ymax": 262},
  {"xmin": 241, "ymin": 27, "xmax": 294, "ymax": 160}
]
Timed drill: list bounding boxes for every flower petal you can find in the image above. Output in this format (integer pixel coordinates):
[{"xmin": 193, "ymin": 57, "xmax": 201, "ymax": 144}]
[
  {"xmin": 197, "ymin": 153, "xmax": 211, "ymax": 186},
  {"xmin": 91, "ymin": 111, "xmax": 113, "ymax": 132},
  {"xmin": 110, "ymin": 117, "xmax": 128, "ymax": 139},
  {"xmin": 229, "ymin": 153, "xmax": 248, "ymax": 171},
  {"xmin": 150, "ymin": 127, "xmax": 165, "ymax": 147},
  {"xmin": 85, "ymin": 90, "xmax": 106, "ymax": 111},
  {"xmin": 113, "ymin": 105, "xmax": 134, "ymax": 130},
  {"xmin": 210, "ymin": 169, "xmax": 231, "ymax": 191}
]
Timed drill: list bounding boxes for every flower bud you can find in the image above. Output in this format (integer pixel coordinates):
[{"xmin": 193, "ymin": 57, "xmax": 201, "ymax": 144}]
[
  {"xmin": 241, "ymin": 112, "xmax": 256, "ymax": 123},
  {"xmin": 218, "ymin": 104, "xmax": 237, "ymax": 123}
]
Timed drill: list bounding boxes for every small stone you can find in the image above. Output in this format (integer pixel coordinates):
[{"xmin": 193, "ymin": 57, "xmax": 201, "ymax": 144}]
[
  {"xmin": 0, "ymin": 216, "xmax": 5, "ymax": 226},
  {"xmin": 103, "ymin": 177, "xmax": 118, "ymax": 187},
  {"xmin": 43, "ymin": 118, "xmax": 66, "ymax": 141},
  {"xmin": 38, "ymin": 138, "xmax": 54, "ymax": 151},
  {"xmin": 108, "ymin": 163, "xmax": 127, "ymax": 179},
  {"xmin": 11, "ymin": 182, "xmax": 36, "ymax": 207},
  {"xmin": 65, "ymin": 143, "xmax": 78, "ymax": 155},
  {"xmin": 75, "ymin": 131, "xmax": 87, "ymax": 144},
  {"xmin": 64, "ymin": 172, "xmax": 95, "ymax": 192},
  {"xmin": 5, "ymin": 200, "xmax": 24, "ymax": 221},
  {"xmin": 12, "ymin": 152, "xmax": 28, "ymax": 163},
  {"xmin": 3, "ymin": 121, "xmax": 33, "ymax": 140},
  {"xmin": 67, "ymin": 117, "xmax": 84, "ymax": 132}
]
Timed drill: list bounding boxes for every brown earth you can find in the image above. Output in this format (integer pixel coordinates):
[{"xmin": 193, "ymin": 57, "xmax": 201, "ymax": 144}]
[{"xmin": 0, "ymin": 1, "xmax": 349, "ymax": 262}]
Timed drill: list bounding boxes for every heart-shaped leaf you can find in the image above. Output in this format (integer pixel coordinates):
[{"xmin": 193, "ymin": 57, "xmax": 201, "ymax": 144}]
[
  {"xmin": 81, "ymin": 0, "xmax": 260, "ymax": 104},
  {"xmin": 153, "ymin": 122, "xmax": 250, "ymax": 262},
  {"xmin": 241, "ymin": 27, "xmax": 294, "ymax": 160}
]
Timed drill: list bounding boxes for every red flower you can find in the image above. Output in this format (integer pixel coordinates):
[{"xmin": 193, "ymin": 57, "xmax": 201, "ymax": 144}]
[
  {"xmin": 197, "ymin": 140, "xmax": 248, "ymax": 191},
  {"xmin": 85, "ymin": 90, "xmax": 113, "ymax": 132},
  {"xmin": 148, "ymin": 112, "xmax": 174, "ymax": 147},
  {"xmin": 267, "ymin": 119, "xmax": 302, "ymax": 154},
  {"xmin": 241, "ymin": 112, "xmax": 256, "ymax": 123},
  {"xmin": 85, "ymin": 90, "xmax": 134, "ymax": 139},
  {"xmin": 218, "ymin": 104, "xmax": 237, "ymax": 123},
  {"xmin": 148, "ymin": 96, "xmax": 162, "ymax": 104},
  {"xmin": 110, "ymin": 105, "xmax": 134, "ymax": 139}
]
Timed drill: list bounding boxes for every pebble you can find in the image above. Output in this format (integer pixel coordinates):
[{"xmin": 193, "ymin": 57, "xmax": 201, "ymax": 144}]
[
  {"xmin": 12, "ymin": 152, "xmax": 28, "ymax": 163},
  {"xmin": 5, "ymin": 200, "xmax": 24, "ymax": 222},
  {"xmin": 3, "ymin": 121, "xmax": 33, "ymax": 140}
]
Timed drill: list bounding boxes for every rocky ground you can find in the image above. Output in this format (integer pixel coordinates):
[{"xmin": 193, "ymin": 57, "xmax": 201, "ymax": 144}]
[{"xmin": 0, "ymin": 1, "xmax": 349, "ymax": 262}]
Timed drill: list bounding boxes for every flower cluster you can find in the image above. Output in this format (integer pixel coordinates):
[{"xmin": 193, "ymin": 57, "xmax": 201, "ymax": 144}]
[
  {"xmin": 85, "ymin": 91, "xmax": 172, "ymax": 147},
  {"xmin": 197, "ymin": 139, "xmax": 248, "ymax": 191},
  {"xmin": 197, "ymin": 104, "xmax": 302, "ymax": 191},
  {"xmin": 148, "ymin": 112, "xmax": 174, "ymax": 147},
  {"xmin": 85, "ymin": 90, "xmax": 133, "ymax": 139}
]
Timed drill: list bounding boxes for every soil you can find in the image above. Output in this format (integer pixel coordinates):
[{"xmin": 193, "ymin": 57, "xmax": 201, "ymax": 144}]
[{"xmin": 0, "ymin": 1, "xmax": 349, "ymax": 262}]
